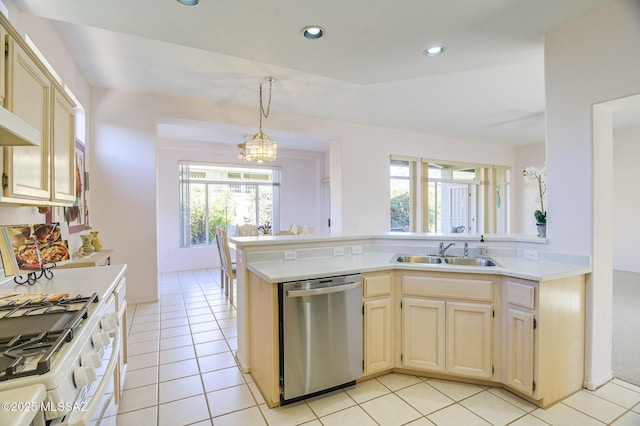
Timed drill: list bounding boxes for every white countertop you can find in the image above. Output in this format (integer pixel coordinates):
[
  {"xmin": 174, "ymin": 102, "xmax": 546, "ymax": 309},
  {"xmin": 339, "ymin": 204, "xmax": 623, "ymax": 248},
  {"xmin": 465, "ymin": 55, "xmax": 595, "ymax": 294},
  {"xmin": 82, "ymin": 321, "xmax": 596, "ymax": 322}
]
[
  {"xmin": 246, "ymin": 252, "xmax": 590, "ymax": 283},
  {"xmin": 0, "ymin": 264, "xmax": 127, "ymax": 302}
]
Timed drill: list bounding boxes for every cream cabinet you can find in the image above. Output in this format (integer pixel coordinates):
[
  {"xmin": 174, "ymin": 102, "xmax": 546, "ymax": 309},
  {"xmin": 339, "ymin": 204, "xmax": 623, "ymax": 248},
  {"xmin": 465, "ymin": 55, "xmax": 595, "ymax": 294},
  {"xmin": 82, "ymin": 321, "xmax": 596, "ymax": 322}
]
[
  {"xmin": 501, "ymin": 276, "xmax": 585, "ymax": 407},
  {"xmin": 3, "ymin": 36, "xmax": 52, "ymax": 202},
  {"xmin": 0, "ymin": 14, "xmax": 76, "ymax": 206},
  {"xmin": 401, "ymin": 273, "xmax": 494, "ymax": 380},
  {"xmin": 362, "ymin": 272, "xmax": 394, "ymax": 376}
]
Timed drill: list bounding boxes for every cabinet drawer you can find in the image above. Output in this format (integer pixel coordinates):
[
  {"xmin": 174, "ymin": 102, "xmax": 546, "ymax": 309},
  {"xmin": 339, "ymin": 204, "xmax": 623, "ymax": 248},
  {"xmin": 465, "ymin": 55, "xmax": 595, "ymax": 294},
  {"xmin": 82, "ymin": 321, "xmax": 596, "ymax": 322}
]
[
  {"xmin": 402, "ymin": 275, "xmax": 493, "ymax": 301},
  {"xmin": 363, "ymin": 273, "xmax": 393, "ymax": 298},
  {"xmin": 506, "ymin": 280, "xmax": 535, "ymax": 309}
]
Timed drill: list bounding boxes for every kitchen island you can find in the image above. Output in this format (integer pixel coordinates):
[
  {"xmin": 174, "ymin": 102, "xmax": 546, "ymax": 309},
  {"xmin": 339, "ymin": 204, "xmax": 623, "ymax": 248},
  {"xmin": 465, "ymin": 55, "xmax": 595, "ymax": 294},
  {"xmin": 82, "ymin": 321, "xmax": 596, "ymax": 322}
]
[{"xmin": 229, "ymin": 233, "xmax": 590, "ymax": 408}]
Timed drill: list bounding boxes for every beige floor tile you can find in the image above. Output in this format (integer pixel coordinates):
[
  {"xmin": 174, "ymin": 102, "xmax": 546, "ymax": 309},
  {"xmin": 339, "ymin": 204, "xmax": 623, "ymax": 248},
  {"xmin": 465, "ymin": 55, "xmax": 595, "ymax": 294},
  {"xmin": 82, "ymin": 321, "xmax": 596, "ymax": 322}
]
[
  {"xmin": 226, "ymin": 337, "xmax": 238, "ymax": 351},
  {"xmin": 460, "ymin": 390, "xmax": 527, "ymax": 425},
  {"xmin": 118, "ymin": 384, "xmax": 158, "ymax": 413},
  {"xmin": 195, "ymin": 339, "xmax": 230, "ymax": 357},
  {"xmin": 487, "ymin": 388, "xmax": 537, "ymax": 413},
  {"xmin": 612, "ymin": 379, "xmax": 640, "ymax": 393},
  {"xmin": 612, "ymin": 410, "xmax": 640, "ymax": 425},
  {"xmin": 158, "ymin": 374, "xmax": 204, "ymax": 403},
  {"xmin": 634, "ymin": 402, "xmax": 640, "ymax": 414},
  {"xmin": 396, "ymin": 382, "xmax": 454, "ymax": 415},
  {"xmin": 531, "ymin": 403, "xmax": 605, "ymax": 426},
  {"xmin": 160, "ymin": 309, "xmax": 187, "ymax": 320},
  {"xmin": 590, "ymin": 382, "xmax": 640, "ymax": 408},
  {"xmin": 128, "ymin": 340, "xmax": 160, "ymax": 356},
  {"xmin": 190, "ymin": 321, "xmax": 220, "ymax": 334},
  {"xmin": 212, "ymin": 406, "xmax": 267, "ymax": 426},
  {"xmin": 127, "ymin": 352, "xmax": 159, "ymax": 371},
  {"xmin": 160, "ymin": 325, "xmax": 191, "ymax": 338},
  {"xmin": 116, "ymin": 406, "xmax": 158, "ymax": 426},
  {"xmin": 207, "ymin": 383, "xmax": 256, "ymax": 417},
  {"xmin": 131, "ymin": 313, "xmax": 160, "ymax": 324},
  {"xmin": 258, "ymin": 401, "xmax": 317, "ymax": 426},
  {"xmin": 189, "ymin": 314, "xmax": 217, "ymax": 325},
  {"xmin": 129, "ymin": 321, "xmax": 160, "ymax": 334},
  {"xmin": 377, "ymin": 373, "xmax": 423, "ymax": 391},
  {"xmin": 159, "ymin": 345, "xmax": 196, "ymax": 365},
  {"xmin": 306, "ymin": 389, "xmax": 355, "ymax": 417},
  {"xmin": 186, "ymin": 307, "xmax": 213, "ymax": 316},
  {"xmin": 158, "ymin": 334, "xmax": 193, "ymax": 350},
  {"xmin": 189, "ymin": 420, "xmax": 212, "ymax": 426},
  {"xmin": 427, "ymin": 403, "xmax": 491, "ymax": 426},
  {"xmin": 157, "ymin": 394, "xmax": 210, "ymax": 426},
  {"xmin": 160, "ymin": 317, "xmax": 189, "ymax": 329},
  {"xmin": 426, "ymin": 379, "xmax": 484, "ymax": 402},
  {"xmin": 123, "ymin": 366, "xmax": 158, "ymax": 390},
  {"xmin": 159, "ymin": 358, "xmax": 200, "ymax": 382},
  {"xmin": 345, "ymin": 378, "xmax": 391, "ymax": 403},
  {"xmin": 184, "ymin": 300, "xmax": 210, "ymax": 309},
  {"xmin": 360, "ymin": 393, "xmax": 422, "ymax": 426},
  {"xmin": 248, "ymin": 382, "xmax": 267, "ymax": 405},
  {"xmin": 217, "ymin": 318, "xmax": 237, "ymax": 328},
  {"xmin": 127, "ymin": 330, "xmax": 160, "ymax": 344},
  {"xmin": 191, "ymin": 329, "xmax": 224, "ymax": 344},
  {"xmin": 201, "ymin": 366, "xmax": 246, "ymax": 392},
  {"xmin": 562, "ymin": 390, "xmax": 627, "ymax": 423},
  {"xmin": 319, "ymin": 405, "xmax": 378, "ymax": 426},
  {"xmin": 221, "ymin": 327, "xmax": 237, "ymax": 338},
  {"xmin": 507, "ymin": 414, "xmax": 550, "ymax": 425},
  {"xmin": 198, "ymin": 351, "xmax": 237, "ymax": 372},
  {"xmin": 214, "ymin": 310, "xmax": 237, "ymax": 320}
]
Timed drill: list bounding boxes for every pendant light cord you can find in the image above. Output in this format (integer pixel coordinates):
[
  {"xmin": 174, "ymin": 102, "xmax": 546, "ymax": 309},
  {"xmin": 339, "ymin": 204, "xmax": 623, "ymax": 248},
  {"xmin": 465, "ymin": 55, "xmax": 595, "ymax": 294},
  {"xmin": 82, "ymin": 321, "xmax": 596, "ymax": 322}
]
[{"xmin": 258, "ymin": 77, "xmax": 274, "ymax": 131}]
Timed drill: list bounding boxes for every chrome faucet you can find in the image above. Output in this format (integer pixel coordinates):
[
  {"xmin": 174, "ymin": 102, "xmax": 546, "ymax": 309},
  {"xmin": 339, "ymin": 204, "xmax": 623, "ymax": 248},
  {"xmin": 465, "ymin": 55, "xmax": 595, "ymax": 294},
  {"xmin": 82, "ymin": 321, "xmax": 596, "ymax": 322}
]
[
  {"xmin": 463, "ymin": 242, "xmax": 469, "ymax": 257},
  {"xmin": 438, "ymin": 242, "xmax": 455, "ymax": 256}
]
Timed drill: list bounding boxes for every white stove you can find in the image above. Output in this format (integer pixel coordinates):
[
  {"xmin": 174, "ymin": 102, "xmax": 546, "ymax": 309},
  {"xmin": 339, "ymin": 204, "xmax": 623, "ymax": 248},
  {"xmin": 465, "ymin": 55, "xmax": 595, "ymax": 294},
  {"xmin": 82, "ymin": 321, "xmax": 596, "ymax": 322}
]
[{"xmin": 0, "ymin": 267, "xmax": 126, "ymax": 426}]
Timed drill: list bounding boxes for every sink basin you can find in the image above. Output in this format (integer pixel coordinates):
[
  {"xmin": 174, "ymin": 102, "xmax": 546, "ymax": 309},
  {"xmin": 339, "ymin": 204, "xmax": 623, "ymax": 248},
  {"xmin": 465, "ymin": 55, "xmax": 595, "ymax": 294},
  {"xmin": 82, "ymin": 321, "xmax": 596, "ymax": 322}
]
[
  {"xmin": 443, "ymin": 257, "xmax": 498, "ymax": 267},
  {"xmin": 392, "ymin": 255, "xmax": 444, "ymax": 264},
  {"xmin": 392, "ymin": 254, "xmax": 498, "ymax": 267}
]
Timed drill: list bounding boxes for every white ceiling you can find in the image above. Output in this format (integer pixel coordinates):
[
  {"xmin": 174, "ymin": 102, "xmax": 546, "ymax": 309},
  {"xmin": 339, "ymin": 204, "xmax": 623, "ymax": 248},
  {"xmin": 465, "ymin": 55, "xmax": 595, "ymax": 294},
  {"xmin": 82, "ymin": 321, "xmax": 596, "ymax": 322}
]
[{"xmin": 13, "ymin": 0, "xmax": 623, "ymax": 149}]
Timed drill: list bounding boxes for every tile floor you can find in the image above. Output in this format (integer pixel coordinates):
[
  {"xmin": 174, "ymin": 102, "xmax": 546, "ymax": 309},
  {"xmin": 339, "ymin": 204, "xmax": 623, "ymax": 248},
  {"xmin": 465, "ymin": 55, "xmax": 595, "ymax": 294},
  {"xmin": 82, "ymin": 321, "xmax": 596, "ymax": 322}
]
[{"xmin": 115, "ymin": 269, "xmax": 640, "ymax": 425}]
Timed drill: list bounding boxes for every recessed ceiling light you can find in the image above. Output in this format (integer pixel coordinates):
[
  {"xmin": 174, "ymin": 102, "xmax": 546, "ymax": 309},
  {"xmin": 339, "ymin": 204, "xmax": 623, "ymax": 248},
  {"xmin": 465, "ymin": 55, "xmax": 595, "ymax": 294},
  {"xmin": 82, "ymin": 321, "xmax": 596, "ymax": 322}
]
[
  {"xmin": 177, "ymin": 0, "xmax": 199, "ymax": 6},
  {"xmin": 302, "ymin": 26, "xmax": 324, "ymax": 40},
  {"xmin": 423, "ymin": 46, "xmax": 446, "ymax": 57}
]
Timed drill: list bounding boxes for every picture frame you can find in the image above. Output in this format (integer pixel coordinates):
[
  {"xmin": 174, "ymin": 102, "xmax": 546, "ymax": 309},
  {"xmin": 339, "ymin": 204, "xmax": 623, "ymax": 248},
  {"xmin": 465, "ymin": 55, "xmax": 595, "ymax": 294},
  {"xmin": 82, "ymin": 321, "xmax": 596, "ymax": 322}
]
[{"xmin": 47, "ymin": 140, "xmax": 88, "ymax": 233}]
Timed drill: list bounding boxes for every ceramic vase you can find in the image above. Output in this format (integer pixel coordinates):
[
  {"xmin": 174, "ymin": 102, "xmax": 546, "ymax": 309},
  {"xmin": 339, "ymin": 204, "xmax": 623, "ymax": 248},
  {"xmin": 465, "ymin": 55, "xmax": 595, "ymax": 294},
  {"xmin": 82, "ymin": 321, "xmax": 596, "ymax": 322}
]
[
  {"xmin": 90, "ymin": 231, "xmax": 102, "ymax": 251},
  {"xmin": 80, "ymin": 234, "xmax": 95, "ymax": 256},
  {"xmin": 537, "ymin": 224, "xmax": 547, "ymax": 238}
]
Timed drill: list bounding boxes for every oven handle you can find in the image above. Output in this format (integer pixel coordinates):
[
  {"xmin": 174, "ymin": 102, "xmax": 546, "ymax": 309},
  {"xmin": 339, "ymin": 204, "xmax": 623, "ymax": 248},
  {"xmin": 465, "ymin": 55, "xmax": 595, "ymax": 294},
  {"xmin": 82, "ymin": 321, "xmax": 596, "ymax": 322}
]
[
  {"xmin": 68, "ymin": 324, "xmax": 121, "ymax": 426},
  {"xmin": 287, "ymin": 281, "xmax": 361, "ymax": 297}
]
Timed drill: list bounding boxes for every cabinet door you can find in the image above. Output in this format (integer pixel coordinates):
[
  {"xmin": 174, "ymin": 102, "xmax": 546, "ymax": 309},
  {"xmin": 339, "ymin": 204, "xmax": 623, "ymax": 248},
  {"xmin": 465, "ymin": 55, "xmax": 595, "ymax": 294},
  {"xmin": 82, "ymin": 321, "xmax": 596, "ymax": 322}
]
[
  {"xmin": 505, "ymin": 307, "xmax": 535, "ymax": 395},
  {"xmin": 51, "ymin": 88, "xmax": 76, "ymax": 203},
  {"xmin": 402, "ymin": 297, "xmax": 445, "ymax": 372},
  {"xmin": 363, "ymin": 298, "xmax": 393, "ymax": 375},
  {"xmin": 3, "ymin": 38, "xmax": 51, "ymax": 201},
  {"xmin": 446, "ymin": 301, "xmax": 492, "ymax": 379}
]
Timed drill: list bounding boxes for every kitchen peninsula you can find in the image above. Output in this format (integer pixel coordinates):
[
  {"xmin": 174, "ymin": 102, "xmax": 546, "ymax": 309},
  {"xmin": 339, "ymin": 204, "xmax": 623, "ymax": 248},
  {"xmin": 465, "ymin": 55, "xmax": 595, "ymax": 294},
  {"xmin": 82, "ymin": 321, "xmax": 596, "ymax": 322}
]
[{"xmin": 230, "ymin": 233, "xmax": 590, "ymax": 408}]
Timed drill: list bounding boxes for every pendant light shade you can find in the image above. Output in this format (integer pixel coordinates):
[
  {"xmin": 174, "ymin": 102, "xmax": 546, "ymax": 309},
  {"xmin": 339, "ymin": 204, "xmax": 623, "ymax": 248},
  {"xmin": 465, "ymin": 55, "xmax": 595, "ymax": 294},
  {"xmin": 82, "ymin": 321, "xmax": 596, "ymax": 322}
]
[
  {"xmin": 239, "ymin": 77, "xmax": 278, "ymax": 162},
  {"xmin": 244, "ymin": 131, "xmax": 277, "ymax": 163}
]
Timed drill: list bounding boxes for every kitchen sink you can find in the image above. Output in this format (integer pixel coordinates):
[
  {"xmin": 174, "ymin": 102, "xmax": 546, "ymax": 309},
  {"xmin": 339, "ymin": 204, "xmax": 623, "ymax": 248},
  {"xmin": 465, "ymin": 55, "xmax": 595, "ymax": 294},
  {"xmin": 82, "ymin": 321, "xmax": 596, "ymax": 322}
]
[{"xmin": 392, "ymin": 254, "xmax": 498, "ymax": 267}]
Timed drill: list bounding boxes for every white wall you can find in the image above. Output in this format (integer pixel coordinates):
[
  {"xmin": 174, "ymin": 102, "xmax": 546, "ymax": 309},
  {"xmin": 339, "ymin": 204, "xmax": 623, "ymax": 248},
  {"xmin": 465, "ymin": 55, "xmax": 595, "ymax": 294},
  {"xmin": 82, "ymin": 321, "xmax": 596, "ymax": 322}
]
[
  {"xmin": 613, "ymin": 125, "xmax": 640, "ymax": 273},
  {"xmin": 156, "ymin": 139, "xmax": 327, "ymax": 273},
  {"xmin": 515, "ymin": 144, "xmax": 546, "ymax": 234},
  {"xmin": 545, "ymin": 0, "xmax": 640, "ymax": 389}
]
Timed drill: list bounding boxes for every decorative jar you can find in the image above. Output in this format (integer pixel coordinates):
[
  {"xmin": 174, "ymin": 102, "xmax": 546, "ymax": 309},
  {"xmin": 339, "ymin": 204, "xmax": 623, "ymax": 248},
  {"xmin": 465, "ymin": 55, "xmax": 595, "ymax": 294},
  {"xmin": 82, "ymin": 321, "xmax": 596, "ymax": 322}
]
[
  {"xmin": 90, "ymin": 231, "xmax": 102, "ymax": 251},
  {"xmin": 79, "ymin": 234, "xmax": 95, "ymax": 257}
]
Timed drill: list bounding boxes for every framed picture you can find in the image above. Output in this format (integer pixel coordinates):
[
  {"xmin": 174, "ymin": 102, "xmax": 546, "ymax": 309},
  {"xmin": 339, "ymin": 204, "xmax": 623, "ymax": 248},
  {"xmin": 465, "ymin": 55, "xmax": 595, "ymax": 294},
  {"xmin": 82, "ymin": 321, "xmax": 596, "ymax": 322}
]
[{"xmin": 46, "ymin": 140, "xmax": 88, "ymax": 233}]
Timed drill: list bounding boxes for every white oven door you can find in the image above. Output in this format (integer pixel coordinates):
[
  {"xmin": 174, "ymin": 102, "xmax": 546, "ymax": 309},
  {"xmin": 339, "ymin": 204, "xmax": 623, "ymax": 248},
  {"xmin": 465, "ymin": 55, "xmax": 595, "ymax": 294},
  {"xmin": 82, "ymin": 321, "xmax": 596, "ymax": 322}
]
[{"xmin": 54, "ymin": 301, "xmax": 121, "ymax": 426}]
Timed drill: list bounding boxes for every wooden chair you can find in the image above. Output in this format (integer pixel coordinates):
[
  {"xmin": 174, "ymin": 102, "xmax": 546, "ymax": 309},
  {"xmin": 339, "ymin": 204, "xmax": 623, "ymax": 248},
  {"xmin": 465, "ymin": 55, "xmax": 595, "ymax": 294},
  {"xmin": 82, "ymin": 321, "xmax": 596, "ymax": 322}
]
[
  {"xmin": 216, "ymin": 227, "xmax": 236, "ymax": 303},
  {"xmin": 237, "ymin": 224, "xmax": 259, "ymax": 236}
]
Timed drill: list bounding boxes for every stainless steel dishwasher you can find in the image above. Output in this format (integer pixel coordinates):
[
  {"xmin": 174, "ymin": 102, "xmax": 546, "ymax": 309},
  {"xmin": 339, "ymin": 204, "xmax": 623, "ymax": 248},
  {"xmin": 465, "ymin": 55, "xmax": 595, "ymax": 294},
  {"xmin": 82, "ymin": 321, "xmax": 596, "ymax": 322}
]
[{"xmin": 279, "ymin": 274, "xmax": 363, "ymax": 403}]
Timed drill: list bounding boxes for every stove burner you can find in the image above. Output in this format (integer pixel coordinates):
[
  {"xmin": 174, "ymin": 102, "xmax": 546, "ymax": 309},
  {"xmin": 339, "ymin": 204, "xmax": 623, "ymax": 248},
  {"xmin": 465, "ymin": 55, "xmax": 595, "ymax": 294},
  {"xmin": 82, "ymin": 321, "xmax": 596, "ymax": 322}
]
[{"xmin": 0, "ymin": 294, "xmax": 98, "ymax": 382}]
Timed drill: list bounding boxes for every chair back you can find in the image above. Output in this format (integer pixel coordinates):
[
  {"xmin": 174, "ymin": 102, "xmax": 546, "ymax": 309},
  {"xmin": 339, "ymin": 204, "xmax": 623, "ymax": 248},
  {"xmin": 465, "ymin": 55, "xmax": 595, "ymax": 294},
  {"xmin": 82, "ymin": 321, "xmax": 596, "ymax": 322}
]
[
  {"xmin": 238, "ymin": 224, "xmax": 259, "ymax": 236},
  {"xmin": 216, "ymin": 227, "xmax": 235, "ymax": 278}
]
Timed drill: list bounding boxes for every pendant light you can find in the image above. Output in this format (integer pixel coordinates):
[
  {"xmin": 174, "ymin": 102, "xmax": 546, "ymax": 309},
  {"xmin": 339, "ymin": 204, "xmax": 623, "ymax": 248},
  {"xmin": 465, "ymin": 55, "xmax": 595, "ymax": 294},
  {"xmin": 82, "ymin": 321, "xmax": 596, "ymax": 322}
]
[{"xmin": 242, "ymin": 77, "xmax": 278, "ymax": 163}]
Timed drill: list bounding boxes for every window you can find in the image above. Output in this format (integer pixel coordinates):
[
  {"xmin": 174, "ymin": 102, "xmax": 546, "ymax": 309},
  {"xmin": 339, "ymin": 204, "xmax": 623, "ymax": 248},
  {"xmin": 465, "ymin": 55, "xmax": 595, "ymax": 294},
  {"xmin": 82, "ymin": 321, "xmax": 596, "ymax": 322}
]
[
  {"xmin": 389, "ymin": 157, "xmax": 510, "ymax": 233},
  {"xmin": 179, "ymin": 162, "xmax": 280, "ymax": 246}
]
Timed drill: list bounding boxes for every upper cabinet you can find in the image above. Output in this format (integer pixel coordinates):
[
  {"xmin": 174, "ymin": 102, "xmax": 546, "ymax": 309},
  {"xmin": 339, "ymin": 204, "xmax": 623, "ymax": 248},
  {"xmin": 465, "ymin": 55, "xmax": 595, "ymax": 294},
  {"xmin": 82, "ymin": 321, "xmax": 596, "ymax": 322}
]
[{"xmin": 0, "ymin": 15, "xmax": 76, "ymax": 206}]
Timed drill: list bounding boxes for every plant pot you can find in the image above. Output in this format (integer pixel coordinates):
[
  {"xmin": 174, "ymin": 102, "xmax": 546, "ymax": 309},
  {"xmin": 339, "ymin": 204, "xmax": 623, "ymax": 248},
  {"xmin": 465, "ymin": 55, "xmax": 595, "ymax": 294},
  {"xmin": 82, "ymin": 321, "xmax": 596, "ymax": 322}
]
[{"xmin": 537, "ymin": 224, "xmax": 547, "ymax": 238}]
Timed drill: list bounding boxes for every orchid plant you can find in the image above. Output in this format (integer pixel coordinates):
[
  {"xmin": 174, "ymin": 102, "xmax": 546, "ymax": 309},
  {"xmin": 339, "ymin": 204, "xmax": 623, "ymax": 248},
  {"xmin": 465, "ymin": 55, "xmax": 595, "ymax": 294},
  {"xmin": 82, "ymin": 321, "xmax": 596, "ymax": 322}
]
[{"xmin": 523, "ymin": 166, "xmax": 546, "ymax": 225}]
